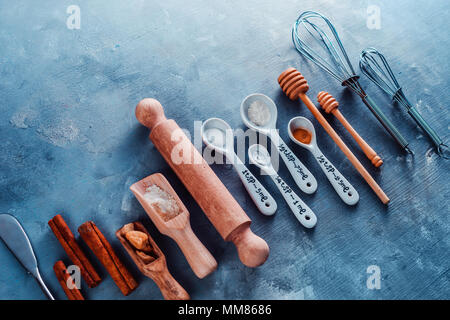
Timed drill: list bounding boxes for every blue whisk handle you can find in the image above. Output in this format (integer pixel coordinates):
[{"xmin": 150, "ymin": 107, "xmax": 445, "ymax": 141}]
[{"xmin": 362, "ymin": 95, "xmax": 411, "ymax": 153}]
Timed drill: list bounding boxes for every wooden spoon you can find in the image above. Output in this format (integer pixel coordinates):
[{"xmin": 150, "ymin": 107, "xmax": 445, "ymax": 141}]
[
  {"xmin": 116, "ymin": 222, "xmax": 190, "ymax": 300},
  {"xmin": 130, "ymin": 173, "xmax": 217, "ymax": 278}
]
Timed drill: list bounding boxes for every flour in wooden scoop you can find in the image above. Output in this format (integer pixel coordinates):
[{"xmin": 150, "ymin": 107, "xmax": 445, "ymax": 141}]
[{"xmin": 144, "ymin": 185, "xmax": 181, "ymax": 221}]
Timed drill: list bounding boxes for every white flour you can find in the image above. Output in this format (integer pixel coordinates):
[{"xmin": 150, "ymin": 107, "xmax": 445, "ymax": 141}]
[
  {"xmin": 144, "ymin": 185, "xmax": 180, "ymax": 221},
  {"xmin": 248, "ymin": 100, "xmax": 271, "ymax": 126}
]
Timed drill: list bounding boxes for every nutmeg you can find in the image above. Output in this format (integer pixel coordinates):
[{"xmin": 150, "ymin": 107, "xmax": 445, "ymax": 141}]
[{"xmin": 125, "ymin": 231, "xmax": 152, "ymax": 252}]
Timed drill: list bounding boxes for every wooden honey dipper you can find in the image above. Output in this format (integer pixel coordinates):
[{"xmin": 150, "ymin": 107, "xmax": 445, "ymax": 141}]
[
  {"xmin": 135, "ymin": 98, "xmax": 269, "ymax": 267},
  {"xmin": 278, "ymin": 68, "xmax": 390, "ymax": 205},
  {"xmin": 317, "ymin": 91, "xmax": 383, "ymax": 168}
]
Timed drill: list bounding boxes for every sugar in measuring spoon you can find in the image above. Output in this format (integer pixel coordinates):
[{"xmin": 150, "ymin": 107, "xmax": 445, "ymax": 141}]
[
  {"xmin": 201, "ymin": 118, "xmax": 277, "ymax": 216},
  {"xmin": 288, "ymin": 117, "xmax": 359, "ymax": 205},
  {"xmin": 241, "ymin": 93, "xmax": 317, "ymax": 194},
  {"xmin": 248, "ymin": 144, "xmax": 317, "ymax": 228}
]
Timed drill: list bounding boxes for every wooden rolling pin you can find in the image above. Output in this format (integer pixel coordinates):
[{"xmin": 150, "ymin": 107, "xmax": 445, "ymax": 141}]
[
  {"xmin": 135, "ymin": 98, "xmax": 269, "ymax": 267},
  {"xmin": 130, "ymin": 173, "xmax": 217, "ymax": 278},
  {"xmin": 278, "ymin": 68, "xmax": 390, "ymax": 205},
  {"xmin": 317, "ymin": 91, "xmax": 383, "ymax": 168},
  {"xmin": 116, "ymin": 222, "xmax": 190, "ymax": 300}
]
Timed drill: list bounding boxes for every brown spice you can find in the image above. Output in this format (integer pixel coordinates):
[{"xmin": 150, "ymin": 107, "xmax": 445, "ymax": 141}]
[
  {"xmin": 48, "ymin": 214, "xmax": 101, "ymax": 288},
  {"xmin": 293, "ymin": 128, "xmax": 312, "ymax": 144},
  {"xmin": 136, "ymin": 250, "xmax": 156, "ymax": 264},
  {"xmin": 121, "ymin": 223, "xmax": 159, "ymax": 264},
  {"xmin": 125, "ymin": 230, "xmax": 152, "ymax": 252},
  {"xmin": 78, "ymin": 221, "xmax": 138, "ymax": 296},
  {"xmin": 53, "ymin": 260, "xmax": 85, "ymax": 300}
]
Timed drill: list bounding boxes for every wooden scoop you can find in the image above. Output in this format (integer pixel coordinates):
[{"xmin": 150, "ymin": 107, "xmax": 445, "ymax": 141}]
[
  {"xmin": 130, "ymin": 173, "xmax": 217, "ymax": 278},
  {"xmin": 116, "ymin": 222, "xmax": 190, "ymax": 300},
  {"xmin": 135, "ymin": 99, "xmax": 269, "ymax": 268}
]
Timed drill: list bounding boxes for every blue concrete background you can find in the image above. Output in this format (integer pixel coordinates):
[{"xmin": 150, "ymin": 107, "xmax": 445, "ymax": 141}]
[{"xmin": 0, "ymin": 0, "xmax": 449, "ymax": 300}]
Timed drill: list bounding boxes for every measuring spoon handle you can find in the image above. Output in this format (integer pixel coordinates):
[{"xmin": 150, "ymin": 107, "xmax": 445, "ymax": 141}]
[
  {"xmin": 232, "ymin": 154, "xmax": 277, "ymax": 216},
  {"xmin": 269, "ymin": 174, "xmax": 317, "ymax": 228},
  {"xmin": 311, "ymin": 147, "xmax": 359, "ymax": 205},
  {"xmin": 270, "ymin": 133, "xmax": 317, "ymax": 194}
]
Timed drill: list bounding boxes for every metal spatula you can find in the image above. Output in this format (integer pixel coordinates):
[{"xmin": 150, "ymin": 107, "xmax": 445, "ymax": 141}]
[{"xmin": 0, "ymin": 213, "xmax": 55, "ymax": 300}]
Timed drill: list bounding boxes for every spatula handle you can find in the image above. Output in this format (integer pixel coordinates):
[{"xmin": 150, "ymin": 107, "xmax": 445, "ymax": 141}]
[{"xmin": 35, "ymin": 270, "xmax": 55, "ymax": 300}]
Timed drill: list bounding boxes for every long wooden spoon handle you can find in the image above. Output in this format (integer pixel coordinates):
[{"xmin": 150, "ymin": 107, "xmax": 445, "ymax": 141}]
[
  {"xmin": 171, "ymin": 226, "xmax": 217, "ymax": 279},
  {"xmin": 279, "ymin": 69, "xmax": 389, "ymax": 204},
  {"xmin": 333, "ymin": 109, "xmax": 383, "ymax": 167},
  {"xmin": 300, "ymin": 93, "xmax": 389, "ymax": 204},
  {"xmin": 317, "ymin": 91, "xmax": 383, "ymax": 168}
]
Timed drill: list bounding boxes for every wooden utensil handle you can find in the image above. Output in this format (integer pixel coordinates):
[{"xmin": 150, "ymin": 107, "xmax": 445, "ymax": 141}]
[
  {"xmin": 135, "ymin": 98, "xmax": 269, "ymax": 268},
  {"xmin": 299, "ymin": 93, "xmax": 390, "ymax": 205},
  {"xmin": 317, "ymin": 91, "xmax": 383, "ymax": 168},
  {"xmin": 333, "ymin": 109, "xmax": 383, "ymax": 167},
  {"xmin": 153, "ymin": 270, "xmax": 190, "ymax": 300},
  {"xmin": 228, "ymin": 224, "xmax": 270, "ymax": 267},
  {"xmin": 170, "ymin": 227, "xmax": 217, "ymax": 279}
]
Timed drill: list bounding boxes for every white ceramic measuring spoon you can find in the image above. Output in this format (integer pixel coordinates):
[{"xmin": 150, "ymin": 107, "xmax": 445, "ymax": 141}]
[
  {"xmin": 288, "ymin": 117, "xmax": 359, "ymax": 205},
  {"xmin": 241, "ymin": 93, "xmax": 317, "ymax": 194},
  {"xmin": 201, "ymin": 118, "xmax": 277, "ymax": 216},
  {"xmin": 248, "ymin": 144, "xmax": 317, "ymax": 228}
]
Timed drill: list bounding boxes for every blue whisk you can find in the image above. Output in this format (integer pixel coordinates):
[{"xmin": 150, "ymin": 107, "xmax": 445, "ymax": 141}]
[
  {"xmin": 360, "ymin": 48, "xmax": 449, "ymax": 159},
  {"xmin": 292, "ymin": 11, "xmax": 412, "ymax": 154}
]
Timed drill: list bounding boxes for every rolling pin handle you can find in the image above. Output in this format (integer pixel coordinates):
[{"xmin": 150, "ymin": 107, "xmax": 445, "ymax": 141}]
[
  {"xmin": 135, "ymin": 98, "xmax": 167, "ymax": 130},
  {"xmin": 228, "ymin": 224, "xmax": 269, "ymax": 268}
]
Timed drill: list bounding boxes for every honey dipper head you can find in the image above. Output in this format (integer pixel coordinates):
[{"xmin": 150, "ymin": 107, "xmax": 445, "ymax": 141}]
[
  {"xmin": 278, "ymin": 68, "xmax": 309, "ymax": 100},
  {"xmin": 135, "ymin": 98, "xmax": 166, "ymax": 129},
  {"xmin": 317, "ymin": 91, "xmax": 339, "ymax": 114}
]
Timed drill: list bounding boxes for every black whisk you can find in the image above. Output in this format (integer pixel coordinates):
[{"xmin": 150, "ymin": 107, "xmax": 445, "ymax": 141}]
[
  {"xmin": 292, "ymin": 11, "xmax": 412, "ymax": 154},
  {"xmin": 360, "ymin": 48, "xmax": 449, "ymax": 158}
]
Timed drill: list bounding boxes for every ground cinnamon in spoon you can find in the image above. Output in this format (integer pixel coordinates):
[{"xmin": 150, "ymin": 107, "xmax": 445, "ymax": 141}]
[{"xmin": 293, "ymin": 128, "xmax": 312, "ymax": 144}]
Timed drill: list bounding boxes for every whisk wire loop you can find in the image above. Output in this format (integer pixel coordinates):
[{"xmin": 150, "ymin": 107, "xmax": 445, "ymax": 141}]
[
  {"xmin": 291, "ymin": 11, "xmax": 410, "ymax": 152},
  {"xmin": 360, "ymin": 48, "xmax": 448, "ymax": 158},
  {"xmin": 292, "ymin": 11, "xmax": 357, "ymax": 83}
]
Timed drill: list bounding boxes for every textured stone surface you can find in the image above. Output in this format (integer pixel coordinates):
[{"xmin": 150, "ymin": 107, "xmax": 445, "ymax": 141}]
[{"xmin": 0, "ymin": 0, "xmax": 449, "ymax": 299}]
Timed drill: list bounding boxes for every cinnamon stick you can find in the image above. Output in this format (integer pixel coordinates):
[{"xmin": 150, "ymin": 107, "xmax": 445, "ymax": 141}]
[
  {"xmin": 48, "ymin": 214, "xmax": 101, "ymax": 288},
  {"xmin": 53, "ymin": 260, "xmax": 85, "ymax": 300},
  {"xmin": 78, "ymin": 221, "xmax": 138, "ymax": 296}
]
